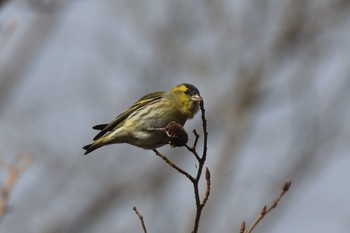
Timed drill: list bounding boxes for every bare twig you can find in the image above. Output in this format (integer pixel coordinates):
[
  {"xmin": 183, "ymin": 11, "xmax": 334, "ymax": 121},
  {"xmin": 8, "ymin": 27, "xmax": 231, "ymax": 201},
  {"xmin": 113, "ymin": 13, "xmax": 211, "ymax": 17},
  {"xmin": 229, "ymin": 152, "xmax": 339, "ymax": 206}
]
[
  {"xmin": 0, "ymin": 153, "xmax": 32, "ymax": 222},
  {"xmin": 191, "ymin": 101, "xmax": 209, "ymax": 233},
  {"xmin": 185, "ymin": 129, "xmax": 201, "ymax": 161},
  {"xmin": 199, "ymin": 101, "xmax": 208, "ymax": 163},
  {"xmin": 185, "ymin": 144, "xmax": 200, "ymax": 161},
  {"xmin": 243, "ymin": 181, "xmax": 292, "ymax": 233},
  {"xmin": 133, "ymin": 206, "xmax": 147, "ymax": 233},
  {"xmin": 152, "ymin": 149, "xmax": 195, "ymax": 182}
]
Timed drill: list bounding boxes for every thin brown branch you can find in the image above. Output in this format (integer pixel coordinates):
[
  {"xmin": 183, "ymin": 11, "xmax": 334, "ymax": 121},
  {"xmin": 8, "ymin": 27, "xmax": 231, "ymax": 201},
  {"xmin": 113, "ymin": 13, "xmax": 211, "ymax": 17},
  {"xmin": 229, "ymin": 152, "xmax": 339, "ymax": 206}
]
[
  {"xmin": 191, "ymin": 129, "xmax": 200, "ymax": 149},
  {"xmin": 151, "ymin": 100, "xmax": 209, "ymax": 233},
  {"xmin": 152, "ymin": 149, "xmax": 195, "ymax": 182},
  {"xmin": 244, "ymin": 181, "xmax": 292, "ymax": 233},
  {"xmin": 185, "ymin": 144, "xmax": 200, "ymax": 161},
  {"xmin": 133, "ymin": 206, "xmax": 147, "ymax": 233},
  {"xmin": 195, "ymin": 102, "xmax": 208, "ymax": 181},
  {"xmin": 192, "ymin": 179, "xmax": 202, "ymax": 233},
  {"xmin": 199, "ymin": 101, "xmax": 208, "ymax": 164},
  {"xmin": 185, "ymin": 129, "xmax": 201, "ymax": 161},
  {"xmin": 191, "ymin": 101, "xmax": 209, "ymax": 233},
  {"xmin": 0, "ymin": 153, "xmax": 32, "ymax": 222}
]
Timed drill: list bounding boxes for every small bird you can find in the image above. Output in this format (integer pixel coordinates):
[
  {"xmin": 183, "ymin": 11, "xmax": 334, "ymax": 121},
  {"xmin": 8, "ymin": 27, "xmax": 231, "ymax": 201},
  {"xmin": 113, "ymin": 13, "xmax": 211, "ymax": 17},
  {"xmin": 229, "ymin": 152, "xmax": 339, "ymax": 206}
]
[{"xmin": 83, "ymin": 83, "xmax": 202, "ymax": 155}]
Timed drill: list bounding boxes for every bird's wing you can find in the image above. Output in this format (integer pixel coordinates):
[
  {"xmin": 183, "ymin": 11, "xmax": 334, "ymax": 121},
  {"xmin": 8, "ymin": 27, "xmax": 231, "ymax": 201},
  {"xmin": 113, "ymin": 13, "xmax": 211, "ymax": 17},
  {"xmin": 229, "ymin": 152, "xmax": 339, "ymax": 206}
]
[{"xmin": 92, "ymin": 91, "xmax": 165, "ymax": 140}]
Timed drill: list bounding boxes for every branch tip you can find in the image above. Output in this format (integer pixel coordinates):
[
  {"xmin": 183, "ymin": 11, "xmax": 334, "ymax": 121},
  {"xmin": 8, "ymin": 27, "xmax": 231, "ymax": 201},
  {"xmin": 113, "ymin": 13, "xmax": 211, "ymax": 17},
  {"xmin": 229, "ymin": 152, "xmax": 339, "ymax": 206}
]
[
  {"xmin": 283, "ymin": 181, "xmax": 292, "ymax": 192},
  {"xmin": 240, "ymin": 221, "xmax": 246, "ymax": 233},
  {"xmin": 133, "ymin": 206, "xmax": 147, "ymax": 233},
  {"xmin": 205, "ymin": 167, "xmax": 210, "ymax": 180}
]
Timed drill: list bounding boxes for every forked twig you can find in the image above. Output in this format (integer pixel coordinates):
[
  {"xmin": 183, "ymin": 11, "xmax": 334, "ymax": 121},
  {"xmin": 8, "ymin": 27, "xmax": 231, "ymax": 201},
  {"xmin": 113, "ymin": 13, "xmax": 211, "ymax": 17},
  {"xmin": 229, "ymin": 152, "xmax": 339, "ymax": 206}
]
[
  {"xmin": 185, "ymin": 129, "xmax": 200, "ymax": 161},
  {"xmin": 242, "ymin": 181, "xmax": 292, "ymax": 233},
  {"xmin": 153, "ymin": 101, "xmax": 211, "ymax": 233},
  {"xmin": 150, "ymin": 101, "xmax": 210, "ymax": 233},
  {"xmin": 185, "ymin": 144, "xmax": 200, "ymax": 161},
  {"xmin": 191, "ymin": 101, "xmax": 209, "ymax": 233}
]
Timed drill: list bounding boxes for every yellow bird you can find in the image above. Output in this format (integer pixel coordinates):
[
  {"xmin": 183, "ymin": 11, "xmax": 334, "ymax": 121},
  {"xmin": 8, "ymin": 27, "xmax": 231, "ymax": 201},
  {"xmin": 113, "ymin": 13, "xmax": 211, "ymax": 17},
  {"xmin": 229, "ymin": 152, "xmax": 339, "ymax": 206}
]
[{"xmin": 83, "ymin": 83, "xmax": 202, "ymax": 154}]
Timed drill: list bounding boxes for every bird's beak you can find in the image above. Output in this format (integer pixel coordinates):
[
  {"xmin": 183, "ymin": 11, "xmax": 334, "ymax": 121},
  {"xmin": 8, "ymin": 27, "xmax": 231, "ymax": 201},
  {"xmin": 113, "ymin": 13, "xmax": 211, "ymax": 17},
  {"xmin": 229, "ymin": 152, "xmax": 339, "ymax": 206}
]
[{"xmin": 191, "ymin": 94, "xmax": 203, "ymax": 102}]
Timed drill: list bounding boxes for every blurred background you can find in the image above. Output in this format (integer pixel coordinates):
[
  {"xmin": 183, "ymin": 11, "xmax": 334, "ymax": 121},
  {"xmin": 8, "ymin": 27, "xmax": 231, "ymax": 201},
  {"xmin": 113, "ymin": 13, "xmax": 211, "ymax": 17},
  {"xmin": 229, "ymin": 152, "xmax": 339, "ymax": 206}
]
[{"xmin": 0, "ymin": 0, "xmax": 349, "ymax": 232}]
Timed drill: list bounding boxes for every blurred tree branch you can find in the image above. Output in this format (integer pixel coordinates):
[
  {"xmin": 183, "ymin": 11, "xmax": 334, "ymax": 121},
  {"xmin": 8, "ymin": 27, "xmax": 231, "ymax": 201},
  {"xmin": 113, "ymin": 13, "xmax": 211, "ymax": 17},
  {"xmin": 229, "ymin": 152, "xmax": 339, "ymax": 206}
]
[
  {"xmin": 0, "ymin": 153, "xmax": 32, "ymax": 223},
  {"xmin": 0, "ymin": 0, "xmax": 11, "ymax": 9},
  {"xmin": 0, "ymin": 20, "xmax": 17, "ymax": 49}
]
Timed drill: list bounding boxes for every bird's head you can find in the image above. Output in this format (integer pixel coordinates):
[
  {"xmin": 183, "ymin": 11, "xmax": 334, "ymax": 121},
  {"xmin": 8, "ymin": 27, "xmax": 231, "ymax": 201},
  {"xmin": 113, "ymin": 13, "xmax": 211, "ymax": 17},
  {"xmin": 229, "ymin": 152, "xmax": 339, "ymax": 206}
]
[{"xmin": 171, "ymin": 83, "xmax": 202, "ymax": 118}]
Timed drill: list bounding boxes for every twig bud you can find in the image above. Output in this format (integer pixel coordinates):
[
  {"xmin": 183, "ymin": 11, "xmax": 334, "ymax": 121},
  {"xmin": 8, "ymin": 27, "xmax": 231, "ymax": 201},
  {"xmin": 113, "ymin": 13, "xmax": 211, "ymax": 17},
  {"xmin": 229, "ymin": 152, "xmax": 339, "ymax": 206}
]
[
  {"xmin": 260, "ymin": 206, "xmax": 267, "ymax": 215},
  {"xmin": 283, "ymin": 181, "xmax": 292, "ymax": 192},
  {"xmin": 205, "ymin": 167, "xmax": 210, "ymax": 181}
]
